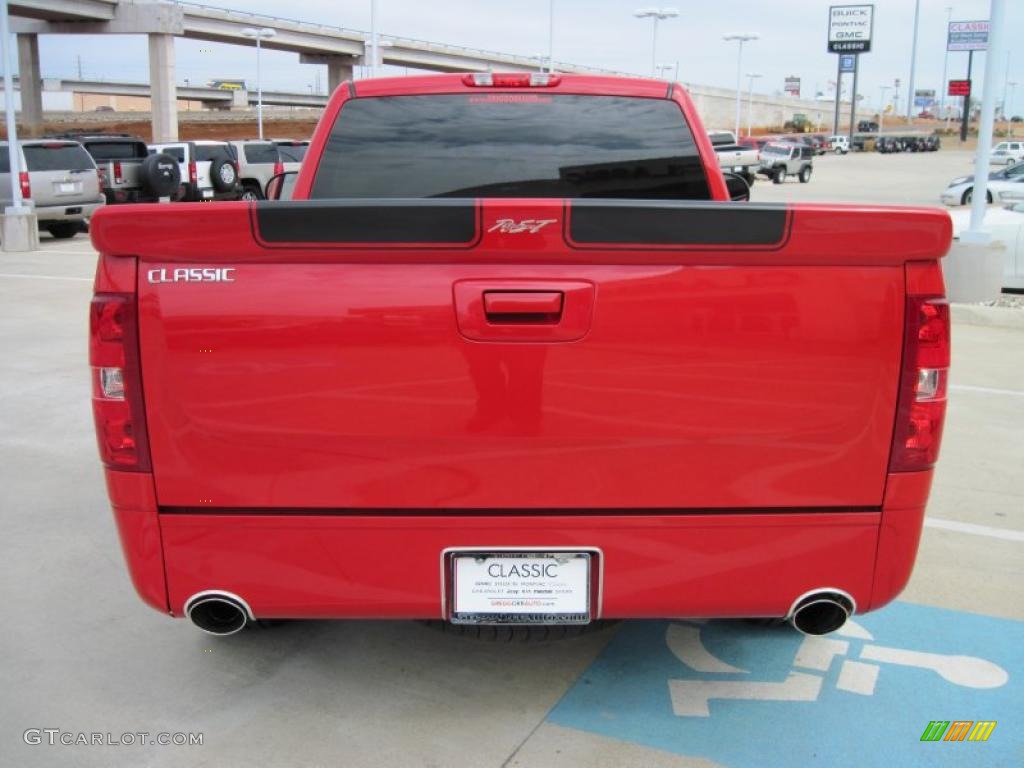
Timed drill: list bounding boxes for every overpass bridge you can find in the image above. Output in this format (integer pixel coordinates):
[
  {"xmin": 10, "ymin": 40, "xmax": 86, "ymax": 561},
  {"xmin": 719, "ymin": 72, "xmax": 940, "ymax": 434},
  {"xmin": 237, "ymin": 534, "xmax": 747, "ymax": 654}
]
[
  {"xmin": 5, "ymin": 74, "xmax": 330, "ymax": 109},
  {"xmin": 8, "ymin": 0, "xmax": 626, "ymax": 140}
]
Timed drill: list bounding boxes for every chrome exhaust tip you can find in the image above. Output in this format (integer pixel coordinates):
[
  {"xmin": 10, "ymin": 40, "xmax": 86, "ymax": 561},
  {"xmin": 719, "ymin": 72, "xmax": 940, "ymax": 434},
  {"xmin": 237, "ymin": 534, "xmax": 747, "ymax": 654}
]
[
  {"xmin": 788, "ymin": 589, "xmax": 855, "ymax": 636},
  {"xmin": 184, "ymin": 591, "xmax": 253, "ymax": 636}
]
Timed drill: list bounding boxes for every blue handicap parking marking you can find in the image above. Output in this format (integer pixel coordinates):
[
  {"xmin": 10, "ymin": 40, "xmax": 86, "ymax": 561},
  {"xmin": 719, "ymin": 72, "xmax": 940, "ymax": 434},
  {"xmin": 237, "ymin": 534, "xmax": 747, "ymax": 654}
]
[{"xmin": 548, "ymin": 603, "xmax": 1022, "ymax": 768}]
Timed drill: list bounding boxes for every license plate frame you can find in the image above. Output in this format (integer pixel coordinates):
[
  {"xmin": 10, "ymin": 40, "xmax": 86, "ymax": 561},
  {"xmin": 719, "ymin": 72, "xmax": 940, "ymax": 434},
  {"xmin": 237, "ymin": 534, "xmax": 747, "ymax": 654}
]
[{"xmin": 448, "ymin": 550, "xmax": 593, "ymax": 625}]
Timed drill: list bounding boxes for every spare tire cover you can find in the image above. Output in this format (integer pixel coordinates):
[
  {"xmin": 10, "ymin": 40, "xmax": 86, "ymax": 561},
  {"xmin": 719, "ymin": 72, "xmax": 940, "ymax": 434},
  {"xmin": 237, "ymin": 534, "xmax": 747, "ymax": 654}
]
[{"xmin": 141, "ymin": 153, "xmax": 181, "ymax": 197}]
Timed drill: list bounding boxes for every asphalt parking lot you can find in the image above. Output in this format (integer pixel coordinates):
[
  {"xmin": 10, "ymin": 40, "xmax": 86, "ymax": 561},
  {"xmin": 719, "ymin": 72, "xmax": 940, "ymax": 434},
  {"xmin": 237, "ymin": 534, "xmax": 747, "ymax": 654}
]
[{"xmin": 1, "ymin": 147, "xmax": 1021, "ymax": 768}]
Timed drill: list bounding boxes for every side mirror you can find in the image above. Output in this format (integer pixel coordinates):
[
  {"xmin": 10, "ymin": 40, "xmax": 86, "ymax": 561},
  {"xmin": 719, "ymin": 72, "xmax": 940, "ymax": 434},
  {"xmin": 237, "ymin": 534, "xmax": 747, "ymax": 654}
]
[
  {"xmin": 265, "ymin": 171, "xmax": 298, "ymax": 201},
  {"xmin": 722, "ymin": 172, "xmax": 751, "ymax": 202}
]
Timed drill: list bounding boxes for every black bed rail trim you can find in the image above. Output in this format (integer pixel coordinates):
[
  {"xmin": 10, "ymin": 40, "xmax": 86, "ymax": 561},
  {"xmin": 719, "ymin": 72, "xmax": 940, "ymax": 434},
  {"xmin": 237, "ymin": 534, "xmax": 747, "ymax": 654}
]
[
  {"xmin": 566, "ymin": 200, "xmax": 792, "ymax": 250},
  {"xmin": 160, "ymin": 506, "xmax": 879, "ymax": 517},
  {"xmin": 251, "ymin": 199, "xmax": 481, "ymax": 249}
]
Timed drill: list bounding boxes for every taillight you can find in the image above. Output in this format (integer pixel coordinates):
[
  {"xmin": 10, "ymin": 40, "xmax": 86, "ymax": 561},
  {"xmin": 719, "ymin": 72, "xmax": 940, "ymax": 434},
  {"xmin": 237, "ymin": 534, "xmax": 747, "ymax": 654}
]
[
  {"xmin": 889, "ymin": 262, "xmax": 950, "ymax": 472},
  {"xmin": 462, "ymin": 72, "xmax": 561, "ymax": 87},
  {"xmin": 19, "ymin": 171, "xmax": 31, "ymax": 199},
  {"xmin": 188, "ymin": 160, "xmax": 197, "ymax": 185},
  {"xmin": 96, "ymin": 168, "xmax": 104, "ymax": 191},
  {"xmin": 273, "ymin": 160, "xmax": 284, "ymax": 176},
  {"xmin": 113, "ymin": 161, "xmax": 124, "ymax": 184},
  {"xmin": 90, "ymin": 294, "xmax": 151, "ymax": 472}
]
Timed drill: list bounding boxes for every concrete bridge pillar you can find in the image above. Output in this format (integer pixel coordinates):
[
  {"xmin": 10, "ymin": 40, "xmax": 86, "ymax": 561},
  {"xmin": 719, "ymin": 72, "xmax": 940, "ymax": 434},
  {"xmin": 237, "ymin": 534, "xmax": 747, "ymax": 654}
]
[
  {"xmin": 148, "ymin": 33, "xmax": 178, "ymax": 142},
  {"xmin": 327, "ymin": 58, "xmax": 353, "ymax": 94},
  {"xmin": 300, "ymin": 53, "xmax": 355, "ymax": 96},
  {"xmin": 16, "ymin": 35, "xmax": 43, "ymax": 134}
]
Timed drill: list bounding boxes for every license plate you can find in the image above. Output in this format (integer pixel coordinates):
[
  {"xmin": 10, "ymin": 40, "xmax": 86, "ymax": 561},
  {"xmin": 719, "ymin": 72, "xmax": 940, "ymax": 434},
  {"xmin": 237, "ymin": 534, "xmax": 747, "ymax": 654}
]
[
  {"xmin": 202, "ymin": 189, "xmax": 214, "ymax": 198},
  {"xmin": 450, "ymin": 552, "xmax": 591, "ymax": 625},
  {"xmin": 57, "ymin": 182, "xmax": 78, "ymax": 194}
]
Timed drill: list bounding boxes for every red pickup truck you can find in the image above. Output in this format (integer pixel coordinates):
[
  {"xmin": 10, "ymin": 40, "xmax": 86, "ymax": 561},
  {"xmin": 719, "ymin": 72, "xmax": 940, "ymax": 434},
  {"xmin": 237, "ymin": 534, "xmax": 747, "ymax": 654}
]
[{"xmin": 89, "ymin": 73, "xmax": 950, "ymax": 638}]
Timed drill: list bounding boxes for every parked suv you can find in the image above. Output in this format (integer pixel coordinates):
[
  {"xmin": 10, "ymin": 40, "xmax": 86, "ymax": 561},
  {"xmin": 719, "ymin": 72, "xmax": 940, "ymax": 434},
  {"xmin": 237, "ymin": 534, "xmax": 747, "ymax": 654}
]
[
  {"xmin": 272, "ymin": 139, "xmax": 309, "ymax": 173},
  {"xmin": 148, "ymin": 140, "xmax": 239, "ymax": 201},
  {"xmin": 991, "ymin": 141, "xmax": 1023, "ymax": 166},
  {"xmin": 757, "ymin": 142, "xmax": 814, "ymax": 184},
  {"xmin": 60, "ymin": 134, "xmax": 180, "ymax": 204},
  {"xmin": 829, "ymin": 135, "xmax": 850, "ymax": 154},
  {"xmin": 0, "ymin": 139, "xmax": 104, "ymax": 238},
  {"xmin": 228, "ymin": 140, "xmax": 284, "ymax": 200}
]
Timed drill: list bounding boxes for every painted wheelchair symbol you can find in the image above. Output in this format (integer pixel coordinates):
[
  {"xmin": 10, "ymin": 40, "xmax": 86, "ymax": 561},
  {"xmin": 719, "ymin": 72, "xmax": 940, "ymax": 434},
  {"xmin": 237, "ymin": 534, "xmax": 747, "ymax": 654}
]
[{"xmin": 666, "ymin": 619, "xmax": 1009, "ymax": 717}]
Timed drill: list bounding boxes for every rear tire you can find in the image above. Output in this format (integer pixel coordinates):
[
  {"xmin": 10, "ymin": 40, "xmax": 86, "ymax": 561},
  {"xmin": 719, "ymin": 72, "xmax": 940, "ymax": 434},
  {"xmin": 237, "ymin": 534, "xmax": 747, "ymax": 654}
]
[
  {"xmin": 46, "ymin": 222, "xmax": 78, "ymax": 239},
  {"xmin": 798, "ymin": 165, "xmax": 812, "ymax": 183},
  {"xmin": 773, "ymin": 168, "xmax": 786, "ymax": 184},
  {"xmin": 239, "ymin": 182, "xmax": 263, "ymax": 202}
]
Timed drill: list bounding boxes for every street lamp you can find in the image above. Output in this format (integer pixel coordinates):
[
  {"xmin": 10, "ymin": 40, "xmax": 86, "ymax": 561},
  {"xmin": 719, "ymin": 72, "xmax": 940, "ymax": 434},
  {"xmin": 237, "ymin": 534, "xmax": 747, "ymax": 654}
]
[
  {"xmin": 1009, "ymin": 81, "xmax": 1018, "ymax": 136},
  {"xmin": 634, "ymin": 8, "xmax": 678, "ymax": 78},
  {"xmin": 940, "ymin": 6, "xmax": 952, "ymax": 114},
  {"xmin": 723, "ymin": 33, "xmax": 758, "ymax": 139},
  {"xmin": 655, "ymin": 63, "xmax": 673, "ymax": 79},
  {"xmin": 745, "ymin": 72, "xmax": 762, "ymax": 137},
  {"xmin": 241, "ymin": 26, "xmax": 276, "ymax": 140},
  {"xmin": 878, "ymin": 84, "xmax": 892, "ymax": 134}
]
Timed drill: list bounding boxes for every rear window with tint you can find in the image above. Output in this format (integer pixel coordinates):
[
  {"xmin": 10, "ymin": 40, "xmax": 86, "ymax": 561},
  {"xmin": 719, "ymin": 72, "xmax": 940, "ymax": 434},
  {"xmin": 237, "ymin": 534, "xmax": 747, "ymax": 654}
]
[
  {"xmin": 195, "ymin": 145, "xmax": 235, "ymax": 162},
  {"xmin": 242, "ymin": 143, "xmax": 279, "ymax": 164},
  {"xmin": 84, "ymin": 141, "xmax": 148, "ymax": 160},
  {"xmin": 23, "ymin": 144, "xmax": 95, "ymax": 172},
  {"xmin": 312, "ymin": 94, "xmax": 711, "ymax": 199},
  {"xmin": 276, "ymin": 143, "xmax": 308, "ymax": 162}
]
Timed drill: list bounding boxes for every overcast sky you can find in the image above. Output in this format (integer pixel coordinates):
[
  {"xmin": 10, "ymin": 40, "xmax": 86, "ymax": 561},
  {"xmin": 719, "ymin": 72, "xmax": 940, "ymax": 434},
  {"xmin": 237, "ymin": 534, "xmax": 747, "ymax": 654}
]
[{"xmin": 32, "ymin": 0, "xmax": 1024, "ymax": 115}]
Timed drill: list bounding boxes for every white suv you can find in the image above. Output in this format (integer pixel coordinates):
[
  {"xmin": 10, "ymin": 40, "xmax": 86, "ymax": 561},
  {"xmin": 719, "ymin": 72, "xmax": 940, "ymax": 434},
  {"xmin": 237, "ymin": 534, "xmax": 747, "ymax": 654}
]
[
  {"xmin": 228, "ymin": 141, "xmax": 284, "ymax": 201},
  {"xmin": 991, "ymin": 141, "xmax": 1023, "ymax": 166},
  {"xmin": 148, "ymin": 140, "xmax": 239, "ymax": 201}
]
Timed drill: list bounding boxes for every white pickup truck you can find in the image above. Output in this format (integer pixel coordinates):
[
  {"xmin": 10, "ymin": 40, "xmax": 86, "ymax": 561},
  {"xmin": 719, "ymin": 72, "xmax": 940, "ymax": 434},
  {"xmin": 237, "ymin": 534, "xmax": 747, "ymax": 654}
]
[{"xmin": 708, "ymin": 130, "xmax": 760, "ymax": 185}]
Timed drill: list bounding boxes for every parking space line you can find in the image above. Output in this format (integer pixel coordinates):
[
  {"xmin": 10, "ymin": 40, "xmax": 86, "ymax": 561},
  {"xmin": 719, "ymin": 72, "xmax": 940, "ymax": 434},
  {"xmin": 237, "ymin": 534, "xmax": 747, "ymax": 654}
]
[
  {"xmin": 950, "ymin": 384, "xmax": 1024, "ymax": 398},
  {"xmin": 924, "ymin": 517, "xmax": 1024, "ymax": 542},
  {"xmin": 0, "ymin": 273, "xmax": 91, "ymax": 283}
]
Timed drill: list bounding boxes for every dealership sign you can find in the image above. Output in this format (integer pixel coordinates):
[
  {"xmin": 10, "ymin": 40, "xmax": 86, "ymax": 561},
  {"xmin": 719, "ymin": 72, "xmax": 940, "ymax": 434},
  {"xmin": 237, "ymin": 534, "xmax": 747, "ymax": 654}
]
[
  {"xmin": 948, "ymin": 80, "xmax": 971, "ymax": 97},
  {"xmin": 828, "ymin": 5, "xmax": 874, "ymax": 53},
  {"xmin": 947, "ymin": 21, "xmax": 989, "ymax": 51},
  {"xmin": 784, "ymin": 77, "xmax": 801, "ymax": 97},
  {"xmin": 914, "ymin": 89, "xmax": 936, "ymax": 108}
]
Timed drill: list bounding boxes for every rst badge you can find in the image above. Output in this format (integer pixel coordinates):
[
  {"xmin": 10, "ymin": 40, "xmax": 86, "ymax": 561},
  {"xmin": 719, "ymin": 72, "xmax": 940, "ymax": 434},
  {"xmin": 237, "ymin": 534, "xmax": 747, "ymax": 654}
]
[
  {"xmin": 487, "ymin": 218, "xmax": 558, "ymax": 234},
  {"xmin": 147, "ymin": 267, "xmax": 236, "ymax": 284}
]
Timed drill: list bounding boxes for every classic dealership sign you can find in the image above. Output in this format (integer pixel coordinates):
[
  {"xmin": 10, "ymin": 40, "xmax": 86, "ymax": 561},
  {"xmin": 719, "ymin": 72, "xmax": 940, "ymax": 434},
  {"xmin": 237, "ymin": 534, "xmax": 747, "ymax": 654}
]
[{"xmin": 828, "ymin": 5, "xmax": 874, "ymax": 53}]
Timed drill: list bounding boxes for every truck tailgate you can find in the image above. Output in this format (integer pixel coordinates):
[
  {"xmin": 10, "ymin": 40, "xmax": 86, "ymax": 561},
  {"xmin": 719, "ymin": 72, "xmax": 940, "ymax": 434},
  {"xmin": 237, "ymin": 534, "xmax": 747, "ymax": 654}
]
[{"xmin": 98, "ymin": 199, "xmax": 950, "ymax": 510}]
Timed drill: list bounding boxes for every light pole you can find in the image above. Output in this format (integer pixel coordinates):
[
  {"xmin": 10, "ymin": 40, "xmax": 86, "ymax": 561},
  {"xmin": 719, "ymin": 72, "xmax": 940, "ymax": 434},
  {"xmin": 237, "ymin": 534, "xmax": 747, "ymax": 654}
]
[
  {"xmin": 547, "ymin": 0, "xmax": 554, "ymax": 73},
  {"xmin": 369, "ymin": 0, "xmax": 379, "ymax": 77},
  {"xmin": 242, "ymin": 27, "xmax": 276, "ymax": 140},
  {"xmin": 1009, "ymin": 81, "xmax": 1017, "ymax": 136},
  {"xmin": 655, "ymin": 63, "xmax": 673, "ymax": 79},
  {"xmin": 906, "ymin": 0, "xmax": 921, "ymax": 119},
  {"xmin": 723, "ymin": 33, "xmax": 758, "ymax": 139},
  {"xmin": 745, "ymin": 72, "xmax": 762, "ymax": 136},
  {"xmin": 634, "ymin": 8, "xmax": 678, "ymax": 77},
  {"xmin": 940, "ymin": 6, "xmax": 952, "ymax": 114},
  {"xmin": 878, "ymin": 84, "xmax": 891, "ymax": 134}
]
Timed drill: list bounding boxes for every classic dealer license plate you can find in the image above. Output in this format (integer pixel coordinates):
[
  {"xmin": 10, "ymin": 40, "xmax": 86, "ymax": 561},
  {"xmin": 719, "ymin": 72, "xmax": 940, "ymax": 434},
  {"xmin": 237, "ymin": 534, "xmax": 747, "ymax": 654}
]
[{"xmin": 450, "ymin": 552, "xmax": 591, "ymax": 625}]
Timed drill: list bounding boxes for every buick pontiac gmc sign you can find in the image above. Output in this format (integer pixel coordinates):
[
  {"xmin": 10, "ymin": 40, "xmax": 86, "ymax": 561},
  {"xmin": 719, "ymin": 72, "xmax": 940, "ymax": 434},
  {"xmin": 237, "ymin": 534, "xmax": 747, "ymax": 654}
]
[{"xmin": 828, "ymin": 5, "xmax": 874, "ymax": 53}]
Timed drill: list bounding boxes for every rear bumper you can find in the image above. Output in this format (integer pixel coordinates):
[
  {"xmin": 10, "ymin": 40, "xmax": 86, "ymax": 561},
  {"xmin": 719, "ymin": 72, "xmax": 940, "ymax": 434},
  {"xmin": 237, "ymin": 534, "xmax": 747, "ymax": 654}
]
[
  {"xmin": 105, "ymin": 470, "xmax": 932, "ymax": 621},
  {"xmin": 35, "ymin": 200, "xmax": 104, "ymax": 222}
]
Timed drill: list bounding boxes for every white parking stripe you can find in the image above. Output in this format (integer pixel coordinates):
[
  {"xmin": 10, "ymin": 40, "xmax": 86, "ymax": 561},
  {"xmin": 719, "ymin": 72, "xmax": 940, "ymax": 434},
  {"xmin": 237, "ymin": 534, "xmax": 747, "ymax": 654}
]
[
  {"xmin": 0, "ymin": 273, "xmax": 91, "ymax": 282},
  {"xmin": 950, "ymin": 384, "xmax": 1024, "ymax": 398},
  {"xmin": 925, "ymin": 517, "xmax": 1024, "ymax": 542}
]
